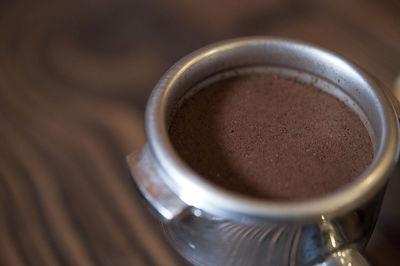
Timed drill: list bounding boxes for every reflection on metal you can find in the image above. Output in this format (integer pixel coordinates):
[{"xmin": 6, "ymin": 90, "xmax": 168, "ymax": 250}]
[
  {"xmin": 127, "ymin": 146, "xmax": 187, "ymax": 221},
  {"xmin": 316, "ymin": 247, "xmax": 370, "ymax": 266}
]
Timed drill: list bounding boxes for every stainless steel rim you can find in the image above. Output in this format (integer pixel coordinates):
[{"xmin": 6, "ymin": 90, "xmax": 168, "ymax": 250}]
[{"xmin": 145, "ymin": 37, "xmax": 399, "ymax": 222}]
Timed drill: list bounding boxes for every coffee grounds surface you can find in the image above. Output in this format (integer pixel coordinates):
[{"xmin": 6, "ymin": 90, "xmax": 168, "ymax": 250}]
[{"xmin": 168, "ymin": 74, "xmax": 374, "ymax": 200}]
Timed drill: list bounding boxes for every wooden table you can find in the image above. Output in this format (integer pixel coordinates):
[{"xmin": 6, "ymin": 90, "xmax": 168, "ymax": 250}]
[{"xmin": 1, "ymin": 0, "xmax": 399, "ymax": 265}]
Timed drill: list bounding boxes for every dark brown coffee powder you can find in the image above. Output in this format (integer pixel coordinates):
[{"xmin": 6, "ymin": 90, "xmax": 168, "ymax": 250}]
[{"xmin": 168, "ymin": 73, "xmax": 374, "ymax": 200}]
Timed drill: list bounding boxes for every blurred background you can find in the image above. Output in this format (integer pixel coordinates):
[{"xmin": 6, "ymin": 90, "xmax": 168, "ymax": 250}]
[{"xmin": 0, "ymin": 0, "xmax": 399, "ymax": 265}]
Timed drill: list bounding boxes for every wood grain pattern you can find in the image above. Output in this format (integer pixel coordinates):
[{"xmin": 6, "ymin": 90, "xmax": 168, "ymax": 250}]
[{"xmin": 0, "ymin": 0, "xmax": 399, "ymax": 265}]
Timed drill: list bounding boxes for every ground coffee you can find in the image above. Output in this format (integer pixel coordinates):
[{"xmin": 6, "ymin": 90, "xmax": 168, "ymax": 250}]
[{"xmin": 168, "ymin": 73, "xmax": 374, "ymax": 200}]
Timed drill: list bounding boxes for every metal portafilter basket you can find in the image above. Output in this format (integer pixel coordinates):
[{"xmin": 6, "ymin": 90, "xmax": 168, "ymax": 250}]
[{"xmin": 128, "ymin": 37, "xmax": 400, "ymax": 266}]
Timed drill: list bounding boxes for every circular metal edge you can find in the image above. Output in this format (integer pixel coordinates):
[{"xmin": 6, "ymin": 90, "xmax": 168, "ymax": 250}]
[{"xmin": 144, "ymin": 36, "xmax": 400, "ymax": 223}]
